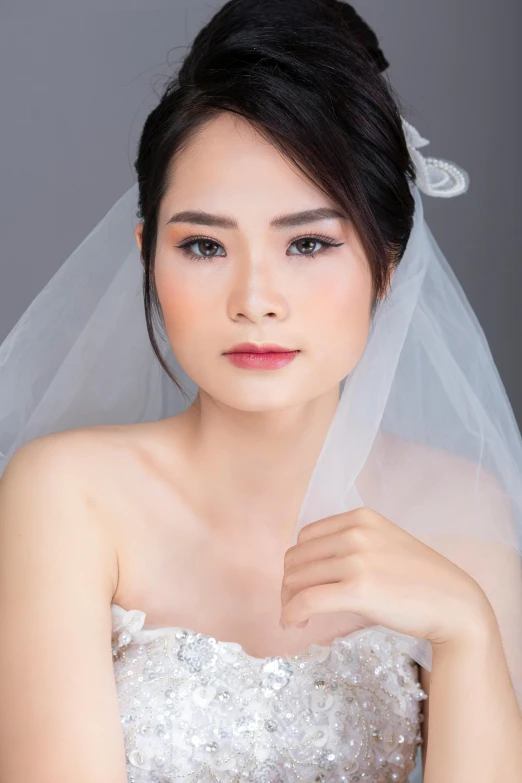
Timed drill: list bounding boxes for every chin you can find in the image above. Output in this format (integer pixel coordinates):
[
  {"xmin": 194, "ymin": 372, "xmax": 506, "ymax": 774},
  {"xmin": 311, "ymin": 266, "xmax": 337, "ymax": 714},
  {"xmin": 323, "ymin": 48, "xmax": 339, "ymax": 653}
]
[{"xmin": 205, "ymin": 382, "xmax": 314, "ymax": 413}]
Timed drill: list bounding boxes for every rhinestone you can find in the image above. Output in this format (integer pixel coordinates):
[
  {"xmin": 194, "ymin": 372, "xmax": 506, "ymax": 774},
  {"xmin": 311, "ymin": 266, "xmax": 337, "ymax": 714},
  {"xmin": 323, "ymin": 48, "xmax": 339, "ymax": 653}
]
[
  {"xmin": 311, "ymin": 691, "xmax": 334, "ymax": 711},
  {"xmin": 192, "ymin": 684, "xmax": 217, "ymax": 706},
  {"xmin": 118, "ymin": 631, "xmax": 132, "ymax": 647},
  {"xmin": 113, "ymin": 607, "xmax": 424, "ymax": 780},
  {"xmin": 260, "ymin": 658, "xmax": 293, "ymax": 693},
  {"xmin": 128, "ymin": 750, "xmax": 146, "ymax": 768},
  {"xmin": 177, "ymin": 634, "xmax": 218, "ymax": 673}
]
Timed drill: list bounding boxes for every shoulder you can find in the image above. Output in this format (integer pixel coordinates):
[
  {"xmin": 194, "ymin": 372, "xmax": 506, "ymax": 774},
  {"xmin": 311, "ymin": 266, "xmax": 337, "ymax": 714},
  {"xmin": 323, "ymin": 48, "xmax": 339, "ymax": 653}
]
[
  {"xmin": 1, "ymin": 417, "xmax": 188, "ymax": 591},
  {"xmin": 2, "ymin": 423, "xmax": 144, "ymax": 494},
  {"xmin": 0, "ymin": 424, "xmax": 147, "ymax": 600},
  {"xmin": 373, "ymin": 429, "xmax": 518, "ymax": 600},
  {"xmin": 0, "ymin": 427, "xmax": 136, "ymax": 780},
  {"xmin": 369, "ymin": 428, "xmax": 512, "ymax": 533},
  {"xmin": 374, "ymin": 430, "xmax": 521, "ymax": 764},
  {"xmin": 3, "ymin": 419, "xmax": 173, "ymax": 484}
]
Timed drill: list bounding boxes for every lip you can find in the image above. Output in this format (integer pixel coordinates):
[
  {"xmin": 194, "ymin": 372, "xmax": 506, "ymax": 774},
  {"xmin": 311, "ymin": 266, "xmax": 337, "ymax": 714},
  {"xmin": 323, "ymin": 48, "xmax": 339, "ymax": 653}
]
[
  {"xmin": 223, "ymin": 343, "xmax": 300, "ymax": 370},
  {"xmin": 224, "ymin": 343, "xmax": 297, "ymax": 354}
]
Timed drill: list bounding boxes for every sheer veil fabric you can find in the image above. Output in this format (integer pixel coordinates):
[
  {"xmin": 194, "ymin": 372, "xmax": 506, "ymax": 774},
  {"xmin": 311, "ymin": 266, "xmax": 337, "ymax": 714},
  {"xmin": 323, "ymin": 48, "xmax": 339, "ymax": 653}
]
[{"xmin": 1, "ymin": 120, "xmax": 522, "ymax": 714}]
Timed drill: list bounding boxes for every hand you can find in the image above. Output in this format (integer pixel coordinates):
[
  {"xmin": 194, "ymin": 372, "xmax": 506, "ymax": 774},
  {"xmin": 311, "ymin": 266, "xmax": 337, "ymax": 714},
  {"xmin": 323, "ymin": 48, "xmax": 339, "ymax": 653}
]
[{"xmin": 280, "ymin": 507, "xmax": 492, "ymax": 647}]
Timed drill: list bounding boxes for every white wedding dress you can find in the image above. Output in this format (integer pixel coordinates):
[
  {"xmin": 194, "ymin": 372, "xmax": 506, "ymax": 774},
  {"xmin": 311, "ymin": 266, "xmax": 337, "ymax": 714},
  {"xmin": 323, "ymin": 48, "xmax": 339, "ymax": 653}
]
[{"xmin": 111, "ymin": 602, "xmax": 426, "ymax": 782}]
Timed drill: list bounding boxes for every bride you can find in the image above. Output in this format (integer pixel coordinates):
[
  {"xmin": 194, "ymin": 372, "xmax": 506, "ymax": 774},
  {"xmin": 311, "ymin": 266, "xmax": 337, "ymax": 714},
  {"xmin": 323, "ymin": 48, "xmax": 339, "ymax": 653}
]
[{"xmin": 1, "ymin": 1, "xmax": 521, "ymax": 782}]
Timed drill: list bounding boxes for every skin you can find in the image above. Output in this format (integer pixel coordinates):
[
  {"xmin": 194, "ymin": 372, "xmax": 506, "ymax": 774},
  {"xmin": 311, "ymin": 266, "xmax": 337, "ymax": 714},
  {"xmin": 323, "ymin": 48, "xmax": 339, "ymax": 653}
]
[
  {"xmin": 135, "ymin": 112, "xmax": 375, "ymax": 549},
  {"xmin": 130, "ymin": 111, "xmax": 522, "ymax": 780},
  {"xmin": 131, "ymin": 100, "xmax": 486, "ymax": 639},
  {"xmin": 1, "ymin": 110, "xmax": 520, "ymax": 783}
]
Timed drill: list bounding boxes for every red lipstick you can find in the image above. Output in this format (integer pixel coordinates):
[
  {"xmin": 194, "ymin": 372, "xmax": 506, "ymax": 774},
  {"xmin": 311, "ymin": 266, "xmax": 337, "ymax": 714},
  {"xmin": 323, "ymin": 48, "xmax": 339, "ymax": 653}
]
[{"xmin": 223, "ymin": 343, "xmax": 300, "ymax": 370}]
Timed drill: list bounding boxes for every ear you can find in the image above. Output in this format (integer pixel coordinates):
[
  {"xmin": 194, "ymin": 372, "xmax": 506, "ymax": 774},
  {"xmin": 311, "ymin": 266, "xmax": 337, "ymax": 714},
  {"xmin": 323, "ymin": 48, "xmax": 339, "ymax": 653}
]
[{"xmin": 134, "ymin": 222, "xmax": 144, "ymax": 267}]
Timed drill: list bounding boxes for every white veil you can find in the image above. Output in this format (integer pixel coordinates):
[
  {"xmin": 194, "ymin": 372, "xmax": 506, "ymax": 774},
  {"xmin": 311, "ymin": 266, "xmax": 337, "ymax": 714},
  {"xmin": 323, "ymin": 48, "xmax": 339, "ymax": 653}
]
[{"xmin": 1, "ymin": 118, "xmax": 522, "ymax": 722}]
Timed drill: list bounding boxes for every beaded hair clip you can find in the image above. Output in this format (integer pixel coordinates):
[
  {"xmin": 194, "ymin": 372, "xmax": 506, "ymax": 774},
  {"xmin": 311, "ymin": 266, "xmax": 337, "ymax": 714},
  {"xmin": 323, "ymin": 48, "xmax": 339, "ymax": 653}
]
[{"xmin": 401, "ymin": 118, "xmax": 470, "ymax": 197}]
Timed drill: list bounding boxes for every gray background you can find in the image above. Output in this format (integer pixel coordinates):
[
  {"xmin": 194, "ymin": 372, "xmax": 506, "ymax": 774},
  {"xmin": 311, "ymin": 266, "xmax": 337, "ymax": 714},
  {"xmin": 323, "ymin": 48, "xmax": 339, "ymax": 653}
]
[
  {"xmin": 0, "ymin": 3, "xmax": 519, "ymax": 780},
  {"xmin": 1, "ymin": 0, "xmax": 521, "ymax": 428}
]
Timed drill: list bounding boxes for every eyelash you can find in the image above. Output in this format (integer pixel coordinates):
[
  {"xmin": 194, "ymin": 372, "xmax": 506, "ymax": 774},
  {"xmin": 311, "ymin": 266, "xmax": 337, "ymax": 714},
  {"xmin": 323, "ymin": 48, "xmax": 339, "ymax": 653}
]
[{"xmin": 175, "ymin": 233, "xmax": 344, "ymax": 262}]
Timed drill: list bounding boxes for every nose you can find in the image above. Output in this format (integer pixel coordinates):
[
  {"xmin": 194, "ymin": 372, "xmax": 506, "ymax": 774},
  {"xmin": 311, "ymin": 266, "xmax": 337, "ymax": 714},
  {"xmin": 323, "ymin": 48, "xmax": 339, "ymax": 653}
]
[{"xmin": 226, "ymin": 257, "xmax": 289, "ymax": 323}]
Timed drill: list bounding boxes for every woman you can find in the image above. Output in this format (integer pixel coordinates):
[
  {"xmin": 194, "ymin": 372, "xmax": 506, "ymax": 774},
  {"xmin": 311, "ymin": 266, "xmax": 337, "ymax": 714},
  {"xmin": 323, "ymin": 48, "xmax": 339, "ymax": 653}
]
[{"xmin": 0, "ymin": 1, "xmax": 521, "ymax": 781}]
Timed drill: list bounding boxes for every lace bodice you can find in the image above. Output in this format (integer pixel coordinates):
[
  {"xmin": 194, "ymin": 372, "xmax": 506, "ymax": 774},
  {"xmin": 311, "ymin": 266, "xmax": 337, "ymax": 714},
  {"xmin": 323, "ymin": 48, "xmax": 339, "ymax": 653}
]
[{"xmin": 111, "ymin": 603, "xmax": 426, "ymax": 783}]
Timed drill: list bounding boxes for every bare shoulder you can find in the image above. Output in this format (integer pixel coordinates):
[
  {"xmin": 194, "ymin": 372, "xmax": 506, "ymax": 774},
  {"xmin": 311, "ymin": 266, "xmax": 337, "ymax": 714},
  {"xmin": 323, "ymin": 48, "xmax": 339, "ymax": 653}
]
[
  {"xmin": 3, "ymin": 418, "xmax": 176, "ymax": 495},
  {"xmin": 370, "ymin": 428, "xmax": 511, "ymax": 527},
  {"xmin": 374, "ymin": 429, "xmax": 521, "ymax": 769},
  {"xmin": 1, "ymin": 428, "xmax": 127, "ymax": 595},
  {"xmin": 0, "ymin": 423, "xmax": 156, "ymax": 591},
  {"xmin": 0, "ymin": 427, "xmax": 142, "ymax": 781},
  {"xmin": 1, "ymin": 418, "xmax": 188, "ymax": 590},
  {"xmin": 372, "ymin": 428, "xmax": 519, "ymax": 589}
]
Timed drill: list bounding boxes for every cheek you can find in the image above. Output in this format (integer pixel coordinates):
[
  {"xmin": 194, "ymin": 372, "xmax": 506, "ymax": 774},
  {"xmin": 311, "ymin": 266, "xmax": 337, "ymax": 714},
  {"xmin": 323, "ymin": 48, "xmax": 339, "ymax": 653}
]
[
  {"xmin": 154, "ymin": 265, "xmax": 215, "ymax": 344},
  {"xmin": 304, "ymin": 269, "xmax": 373, "ymax": 359}
]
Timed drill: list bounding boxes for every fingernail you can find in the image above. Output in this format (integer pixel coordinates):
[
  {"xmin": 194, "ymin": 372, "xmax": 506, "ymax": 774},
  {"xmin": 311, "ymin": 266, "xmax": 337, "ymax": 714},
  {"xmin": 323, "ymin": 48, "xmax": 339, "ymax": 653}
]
[
  {"xmin": 295, "ymin": 619, "xmax": 309, "ymax": 629},
  {"xmin": 279, "ymin": 618, "xmax": 286, "ymax": 630}
]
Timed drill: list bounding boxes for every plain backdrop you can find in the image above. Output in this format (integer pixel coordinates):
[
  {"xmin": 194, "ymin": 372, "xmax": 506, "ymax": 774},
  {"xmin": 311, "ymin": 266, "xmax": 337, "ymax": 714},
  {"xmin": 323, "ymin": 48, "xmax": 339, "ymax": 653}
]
[
  {"xmin": 0, "ymin": 3, "xmax": 520, "ymax": 781},
  {"xmin": 0, "ymin": 0, "xmax": 521, "ymax": 430}
]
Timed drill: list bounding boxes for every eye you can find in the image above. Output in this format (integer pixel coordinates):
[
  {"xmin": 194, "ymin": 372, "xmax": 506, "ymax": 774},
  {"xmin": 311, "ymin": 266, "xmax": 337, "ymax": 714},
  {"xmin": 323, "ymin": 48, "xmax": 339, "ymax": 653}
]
[
  {"xmin": 287, "ymin": 234, "xmax": 344, "ymax": 259},
  {"xmin": 176, "ymin": 237, "xmax": 226, "ymax": 261},
  {"xmin": 175, "ymin": 233, "xmax": 344, "ymax": 262}
]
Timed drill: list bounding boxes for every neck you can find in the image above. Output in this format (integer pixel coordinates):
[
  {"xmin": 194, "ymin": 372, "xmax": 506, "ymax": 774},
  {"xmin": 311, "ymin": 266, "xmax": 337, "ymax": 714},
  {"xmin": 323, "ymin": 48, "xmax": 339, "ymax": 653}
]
[{"xmin": 175, "ymin": 385, "xmax": 341, "ymax": 541}]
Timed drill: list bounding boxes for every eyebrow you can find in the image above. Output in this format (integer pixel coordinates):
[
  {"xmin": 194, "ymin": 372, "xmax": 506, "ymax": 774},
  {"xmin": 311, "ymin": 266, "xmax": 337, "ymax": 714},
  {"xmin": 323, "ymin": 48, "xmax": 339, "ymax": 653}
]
[{"xmin": 165, "ymin": 206, "xmax": 348, "ymax": 229}]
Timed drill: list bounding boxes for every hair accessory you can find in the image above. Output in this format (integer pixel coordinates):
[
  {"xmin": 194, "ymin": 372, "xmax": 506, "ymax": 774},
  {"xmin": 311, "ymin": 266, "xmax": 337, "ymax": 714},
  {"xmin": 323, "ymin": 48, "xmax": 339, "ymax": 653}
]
[
  {"xmin": 1, "ymin": 114, "xmax": 521, "ymax": 725},
  {"xmin": 401, "ymin": 117, "xmax": 470, "ymax": 197}
]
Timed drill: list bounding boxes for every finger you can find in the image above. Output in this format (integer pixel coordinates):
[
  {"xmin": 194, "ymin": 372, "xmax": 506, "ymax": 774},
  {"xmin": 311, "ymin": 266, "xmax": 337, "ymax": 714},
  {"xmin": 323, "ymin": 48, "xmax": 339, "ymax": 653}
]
[
  {"xmin": 281, "ymin": 581, "xmax": 368, "ymax": 628},
  {"xmin": 296, "ymin": 507, "xmax": 372, "ymax": 544},
  {"xmin": 281, "ymin": 555, "xmax": 348, "ymax": 607},
  {"xmin": 284, "ymin": 528, "xmax": 354, "ymax": 571}
]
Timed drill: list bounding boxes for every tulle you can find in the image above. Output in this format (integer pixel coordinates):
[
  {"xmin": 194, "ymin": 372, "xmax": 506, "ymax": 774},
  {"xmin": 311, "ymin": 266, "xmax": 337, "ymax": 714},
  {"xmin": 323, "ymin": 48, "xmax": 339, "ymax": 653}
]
[
  {"xmin": 294, "ymin": 184, "xmax": 522, "ymax": 707},
  {"xmin": 1, "ymin": 177, "xmax": 522, "ymax": 730}
]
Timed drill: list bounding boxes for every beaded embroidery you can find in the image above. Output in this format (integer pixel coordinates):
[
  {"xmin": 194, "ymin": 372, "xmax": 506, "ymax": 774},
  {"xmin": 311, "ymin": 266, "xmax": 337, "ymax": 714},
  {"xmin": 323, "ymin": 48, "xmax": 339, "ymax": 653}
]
[{"xmin": 111, "ymin": 603, "xmax": 426, "ymax": 783}]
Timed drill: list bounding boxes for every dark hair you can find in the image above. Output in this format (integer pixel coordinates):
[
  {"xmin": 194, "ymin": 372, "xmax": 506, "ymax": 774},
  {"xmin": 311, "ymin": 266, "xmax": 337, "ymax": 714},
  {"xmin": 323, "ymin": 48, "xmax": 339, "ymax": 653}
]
[{"xmin": 134, "ymin": 0, "xmax": 417, "ymax": 393}]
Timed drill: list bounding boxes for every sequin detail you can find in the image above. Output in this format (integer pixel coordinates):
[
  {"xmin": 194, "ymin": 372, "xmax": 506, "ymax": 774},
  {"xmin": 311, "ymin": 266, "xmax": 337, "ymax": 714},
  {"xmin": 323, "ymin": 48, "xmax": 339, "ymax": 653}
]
[{"xmin": 111, "ymin": 604, "xmax": 425, "ymax": 783}]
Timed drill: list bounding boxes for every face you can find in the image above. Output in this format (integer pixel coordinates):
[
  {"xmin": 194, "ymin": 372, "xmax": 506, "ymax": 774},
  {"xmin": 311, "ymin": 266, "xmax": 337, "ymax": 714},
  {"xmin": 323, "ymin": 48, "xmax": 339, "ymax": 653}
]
[{"xmin": 135, "ymin": 112, "xmax": 375, "ymax": 412}]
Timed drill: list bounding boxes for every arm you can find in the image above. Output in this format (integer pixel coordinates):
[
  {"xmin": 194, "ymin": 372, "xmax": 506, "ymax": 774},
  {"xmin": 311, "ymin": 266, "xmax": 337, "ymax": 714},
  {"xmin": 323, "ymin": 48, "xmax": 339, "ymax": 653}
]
[
  {"xmin": 0, "ymin": 435, "xmax": 128, "ymax": 783},
  {"xmin": 417, "ymin": 464, "xmax": 522, "ymax": 781},
  {"xmin": 420, "ymin": 607, "xmax": 522, "ymax": 782}
]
